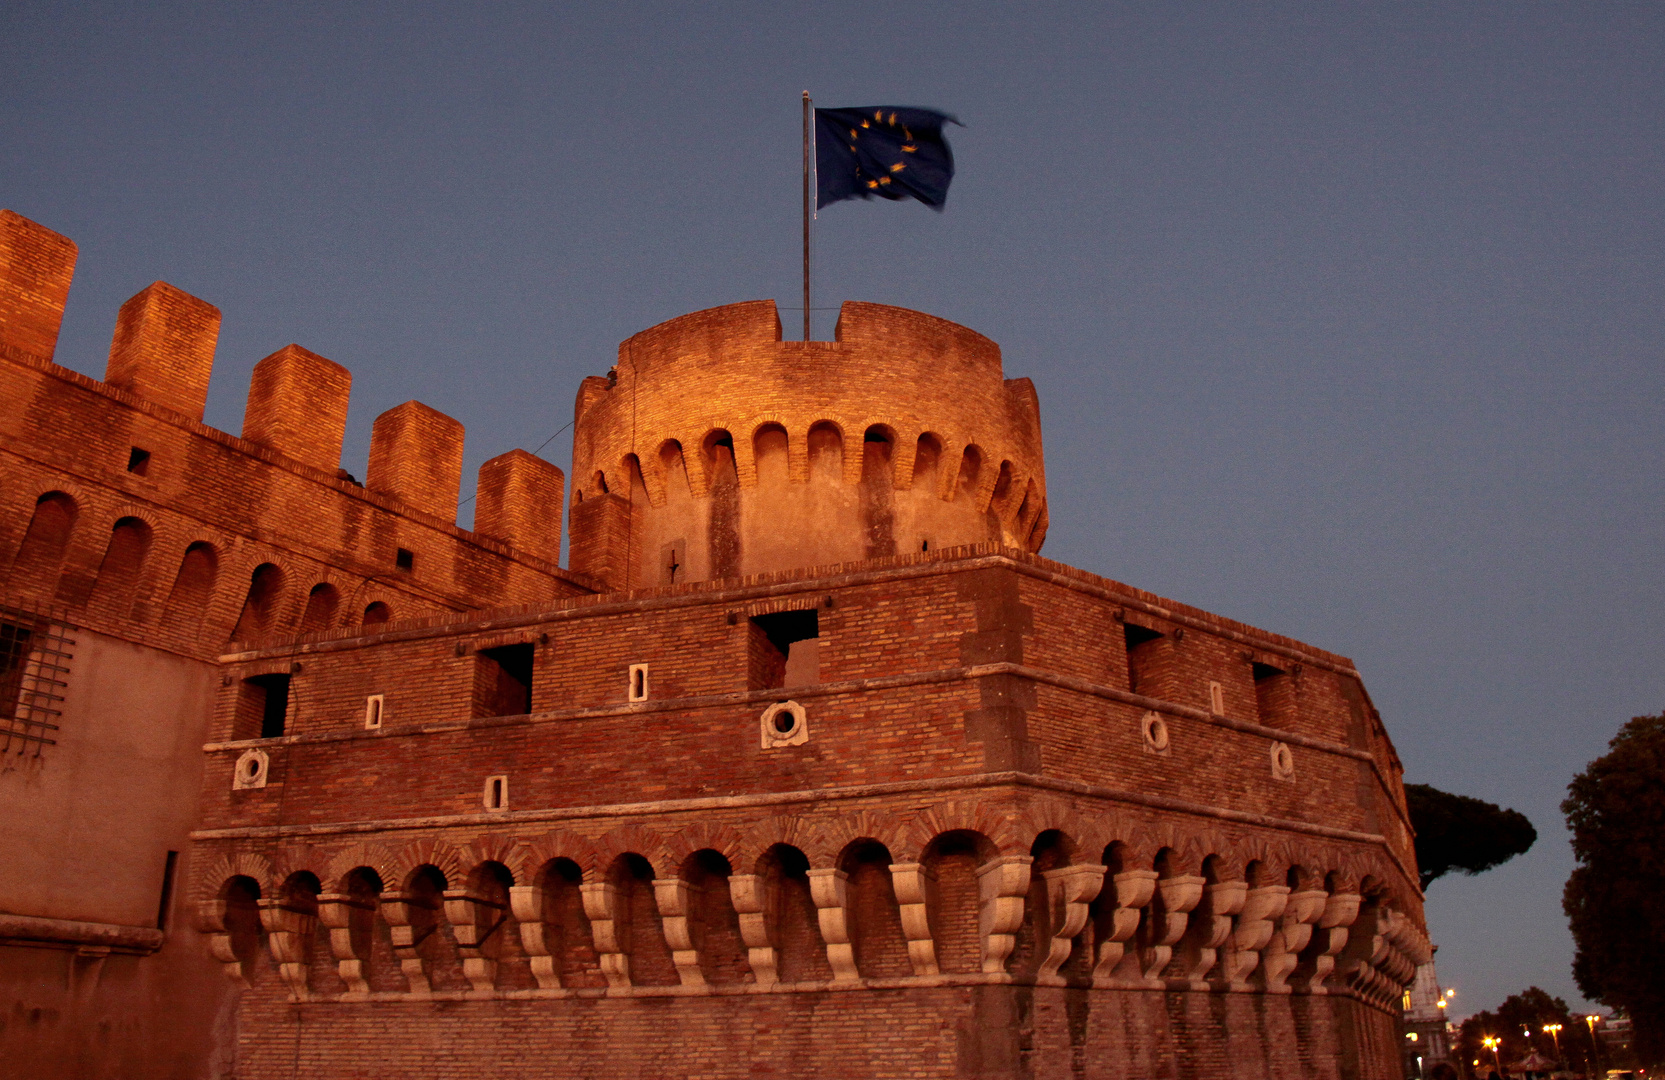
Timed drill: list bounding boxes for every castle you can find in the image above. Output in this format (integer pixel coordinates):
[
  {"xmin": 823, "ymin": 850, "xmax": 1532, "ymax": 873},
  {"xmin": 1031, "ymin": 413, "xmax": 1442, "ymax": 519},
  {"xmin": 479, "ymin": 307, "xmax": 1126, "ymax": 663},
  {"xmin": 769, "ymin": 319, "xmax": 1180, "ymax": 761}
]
[{"xmin": 0, "ymin": 208, "xmax": 1430, "ymax": 1079}]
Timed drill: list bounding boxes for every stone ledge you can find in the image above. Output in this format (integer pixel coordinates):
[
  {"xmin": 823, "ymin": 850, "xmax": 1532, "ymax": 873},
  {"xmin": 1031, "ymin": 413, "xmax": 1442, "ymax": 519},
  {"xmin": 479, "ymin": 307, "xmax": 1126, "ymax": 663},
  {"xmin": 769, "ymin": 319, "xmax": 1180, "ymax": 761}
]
[
  {"xmin": 0, "ymin": 912, "xmax": 164, "ymax": 954},
  {"xmin": 226, "ymin": 976, "xmax": 1399, "ymax": 1017}
]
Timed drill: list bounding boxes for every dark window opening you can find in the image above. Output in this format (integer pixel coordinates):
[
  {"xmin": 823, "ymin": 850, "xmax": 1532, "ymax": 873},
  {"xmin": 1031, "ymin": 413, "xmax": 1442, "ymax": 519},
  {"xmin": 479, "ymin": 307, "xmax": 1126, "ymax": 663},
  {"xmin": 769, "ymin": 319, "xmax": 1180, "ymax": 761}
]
[
  {"xmin": 126, "ymin": 447, "xmax": 151, "ymax": 475},
  {"xmin": 474, "ymin": 643, "xmax": 533, "ymax": 717},
  {"xmin": 1124, "ymin": 623, "xmax": 1163, "ymax": 696},
  {"xmin": 0, "ymin": 619, "xmax": 35, "ymax": 723},
  {"xmin": 362, "ymin": 601, "xmax": 391, "ymax": 627},
  {"xmin": 156, "ymin": 850, "xmax": 178, "ymax": 930},
  {"xmin": 237, "ymin": 674, "xmax": 291, "ymax": 740},
  {"xmin": 748, "ymin": 609, "xmax": 819, "ymax": 691},
  {"xmin": 395, "ymin": 548, "xmax": 414, "ymax": 572},
  {"xmin": 1253, "ymin": 662, "xmax": 1296, "ymax": 730}
]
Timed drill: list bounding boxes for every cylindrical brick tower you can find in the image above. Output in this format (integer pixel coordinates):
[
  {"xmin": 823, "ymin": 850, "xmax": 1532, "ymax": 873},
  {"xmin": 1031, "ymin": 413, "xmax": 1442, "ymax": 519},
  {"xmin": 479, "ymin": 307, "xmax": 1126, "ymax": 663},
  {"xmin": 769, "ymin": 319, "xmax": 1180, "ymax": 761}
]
[{"xmin": 567, "ymin": 300, "xmax": 1047, "ymax": 588}]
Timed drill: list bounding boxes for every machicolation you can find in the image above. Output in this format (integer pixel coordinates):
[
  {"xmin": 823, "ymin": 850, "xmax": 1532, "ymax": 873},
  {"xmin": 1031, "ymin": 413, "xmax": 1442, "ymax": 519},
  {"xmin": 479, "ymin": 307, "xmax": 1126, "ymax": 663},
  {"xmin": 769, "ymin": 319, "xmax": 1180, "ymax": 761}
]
[{"xmin": 0, "ymin": 206, "xmax": 1428, "ymax": 1080}]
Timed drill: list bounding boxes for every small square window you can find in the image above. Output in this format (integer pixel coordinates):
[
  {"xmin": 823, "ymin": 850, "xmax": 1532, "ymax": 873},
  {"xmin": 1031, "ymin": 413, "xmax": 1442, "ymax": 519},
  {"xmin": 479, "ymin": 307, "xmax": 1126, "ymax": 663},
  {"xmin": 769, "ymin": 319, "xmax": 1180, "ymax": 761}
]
[
  {"xmin": 127, "ymin": 447, "xmax": 151, "ymax": 475},
  {"xmin": 395, "ymin": 548, "xmax": 414, "ymax": 572},
  {"xmin": 364, "ymin": 694, "xmax": 384, "ymax": 730},
  {"xmin": 628, "ymin": 663, "xmax": 649, "ymax": 702}
]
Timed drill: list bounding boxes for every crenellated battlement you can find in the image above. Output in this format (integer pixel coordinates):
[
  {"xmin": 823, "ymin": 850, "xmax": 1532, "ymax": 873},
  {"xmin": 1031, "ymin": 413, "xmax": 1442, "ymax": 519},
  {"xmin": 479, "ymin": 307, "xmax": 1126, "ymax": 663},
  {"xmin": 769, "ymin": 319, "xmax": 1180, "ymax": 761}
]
[
  {"xmin": 0, "ymin": 209, "xmax": 592, "ymax": 657},
  {"xmin": 5, "ymin": 207, "xmax": 1426, "ymax": 1080},
  {"xmin": 568, "ymin": 300, "xmax": 1048, "ymax": 589}
]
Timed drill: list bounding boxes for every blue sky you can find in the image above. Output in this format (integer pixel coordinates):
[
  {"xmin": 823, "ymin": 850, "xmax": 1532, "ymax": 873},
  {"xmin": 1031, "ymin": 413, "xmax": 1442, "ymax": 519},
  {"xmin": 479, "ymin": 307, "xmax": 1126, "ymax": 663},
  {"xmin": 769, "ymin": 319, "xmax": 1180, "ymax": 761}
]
[{"xmin": 5, "ymin": 0, "xmax": 1661, "ymax": 1018}]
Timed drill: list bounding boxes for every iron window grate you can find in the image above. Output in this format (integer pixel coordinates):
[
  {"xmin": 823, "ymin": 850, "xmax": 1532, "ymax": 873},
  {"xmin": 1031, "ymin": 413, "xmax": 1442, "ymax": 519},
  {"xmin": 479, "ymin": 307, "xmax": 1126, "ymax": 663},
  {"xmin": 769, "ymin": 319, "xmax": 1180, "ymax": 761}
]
[{"xmin": 0, "ymin": 597, "xmax": 75, "ymax": 758}]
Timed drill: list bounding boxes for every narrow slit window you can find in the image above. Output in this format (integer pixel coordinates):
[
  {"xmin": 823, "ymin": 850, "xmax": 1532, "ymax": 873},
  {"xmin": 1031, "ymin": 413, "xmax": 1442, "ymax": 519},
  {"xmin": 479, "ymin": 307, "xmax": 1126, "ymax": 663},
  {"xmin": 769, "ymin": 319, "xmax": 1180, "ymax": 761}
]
[
  {"xmin": 156, "ymin": 850, "xmax": 178, "ymax": 930},
  {"xmin": 628, "ymin": 663, "xmax": 649, "ymax": 702},
  {"xmin": 1208, "ymin": 681, "xmax": 1225, "ymax": 715},
  {"xmin": 483, "ymin": 774, "xmax": 508, "ymax": 811},
  {"xmin": 364, "ymin": 693, "xmax": 384, "ymax": 730}
]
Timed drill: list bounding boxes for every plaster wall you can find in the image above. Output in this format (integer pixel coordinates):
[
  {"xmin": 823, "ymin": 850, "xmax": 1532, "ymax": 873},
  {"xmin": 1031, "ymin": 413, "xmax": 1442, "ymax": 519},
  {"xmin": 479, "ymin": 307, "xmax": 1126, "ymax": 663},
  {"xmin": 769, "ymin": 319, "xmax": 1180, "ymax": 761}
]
[
  {"xmin": 0, "ymin": 629, "xmax": 234, "ymax": 1078},
  {"xmin": 0, "ymin": 926, "xmax": 235, "ymax": 1080},
  {"xmin": 0, "ymin": 630, "xmax": 215, "ymax": 923}
]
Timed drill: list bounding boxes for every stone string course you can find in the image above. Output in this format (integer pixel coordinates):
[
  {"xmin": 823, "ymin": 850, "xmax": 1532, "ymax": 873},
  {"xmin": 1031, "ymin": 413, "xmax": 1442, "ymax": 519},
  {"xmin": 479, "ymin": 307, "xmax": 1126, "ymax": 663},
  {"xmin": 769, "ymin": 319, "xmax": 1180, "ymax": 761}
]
[{"xmin": 0, "ymin": 206, "xmax": 1429, "ymax": 1078}]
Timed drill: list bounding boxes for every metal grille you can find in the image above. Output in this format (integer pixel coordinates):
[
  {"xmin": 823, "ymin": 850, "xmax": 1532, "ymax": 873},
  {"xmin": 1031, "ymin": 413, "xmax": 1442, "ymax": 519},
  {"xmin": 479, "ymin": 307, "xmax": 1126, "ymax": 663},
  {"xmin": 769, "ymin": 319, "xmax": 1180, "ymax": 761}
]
[{"xmin": 0, "ymin": 598, "xmax": 75, "ymax": 757}]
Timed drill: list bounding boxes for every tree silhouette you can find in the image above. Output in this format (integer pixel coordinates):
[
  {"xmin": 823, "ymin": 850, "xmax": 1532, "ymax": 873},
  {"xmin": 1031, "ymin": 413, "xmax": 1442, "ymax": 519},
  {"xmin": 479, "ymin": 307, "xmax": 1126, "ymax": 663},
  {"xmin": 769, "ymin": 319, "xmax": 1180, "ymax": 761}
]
[
  {"xmin": 1458, "ymin": 987, "xmax": 1588, "ymax": 1073},
  {"xmin": 1405, "ymin": 783, "xmax": 1536, "ymax": 890},
  {"xmin": 1564, "ymin": 710, "xmax": 1665, "ymax": 1066}
]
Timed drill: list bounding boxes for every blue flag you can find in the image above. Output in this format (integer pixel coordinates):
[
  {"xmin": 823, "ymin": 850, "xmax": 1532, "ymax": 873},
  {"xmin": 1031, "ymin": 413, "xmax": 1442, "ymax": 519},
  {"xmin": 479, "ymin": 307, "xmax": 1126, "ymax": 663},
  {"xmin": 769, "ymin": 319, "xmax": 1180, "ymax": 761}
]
[{"xmin": 815, "ymin": 106, "xmax": 959, "ymax": 210}]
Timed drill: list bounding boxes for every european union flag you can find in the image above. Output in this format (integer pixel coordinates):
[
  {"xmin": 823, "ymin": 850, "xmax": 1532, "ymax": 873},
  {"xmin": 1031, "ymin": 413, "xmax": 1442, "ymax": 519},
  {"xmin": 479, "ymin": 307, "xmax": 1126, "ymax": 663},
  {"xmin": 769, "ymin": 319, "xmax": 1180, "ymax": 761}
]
[{"xmin": 815, "ymin": 106, "xmax": 960, "ymax": 210}]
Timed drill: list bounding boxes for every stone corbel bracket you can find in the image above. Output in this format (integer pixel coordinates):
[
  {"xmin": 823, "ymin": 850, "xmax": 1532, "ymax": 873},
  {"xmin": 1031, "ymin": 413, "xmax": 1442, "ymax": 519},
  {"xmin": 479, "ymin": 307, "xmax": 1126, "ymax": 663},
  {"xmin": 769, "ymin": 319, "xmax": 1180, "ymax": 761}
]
[
  {"xmin": 727, "ymin": 874, "xmax": 776, "ymax": 990},
  {"xmin": 443, "ymin": 888, "xmax": 507, "ymax": 994},
  {"xmin": 807, "ymin": 868, "xmax": 859, "ymax": 983},
  {"xmin": 379, "ymin": 889, "xmax": 440, "ymax": 997},
  {"xmin": 1262, "ymin": 888, "xmax": 1327, "ymax": 993},
  {"xmin": 1037, "ymin": 864, "xmax": 1105, "ymax": 985},
  {"xmin": 317, "ymin": 891, "xmax": 378, "ymax": 999},
  {"xmin": 652, "ymin": 877, "xmax": 708, "ymax": 989},
  {"xmin": 888, "ymin": 863, "xmax": 940, "ymax": 978},
  {"xmin": 194, "ymin": 901, "xmax": 255, "ymax": 987},
  {"xmin": 1139, "ymin": 874, "xmax": 1205, "ymax": 986},
  {"xmin": 1177, "ymin": 879, "xmax": 1246, "ymax": 988},
  {"xmin": 1224, "ymin": 884, "xmax": 1289, "ymax": 990},
  {"xmin": 1091, "ymin": 868, "xmax": 1157, "ymax": 987},
  {"xmin": 258, "ymin": 897, "xmax": 317, "ymax": 1002},
  {"xmin": 579, "ymin": 881, "xmax": 630, "ymax": 992},
  {"xmin": 977, "ymin": 855, "xmax": 1033, "ymax": 977}
]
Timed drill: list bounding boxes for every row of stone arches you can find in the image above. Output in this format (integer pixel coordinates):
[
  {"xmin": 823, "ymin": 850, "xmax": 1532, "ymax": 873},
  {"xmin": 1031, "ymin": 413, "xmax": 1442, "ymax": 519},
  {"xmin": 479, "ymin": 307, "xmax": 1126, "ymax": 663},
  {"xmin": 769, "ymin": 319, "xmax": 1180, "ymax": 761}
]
[
  {"xmin": 574, "ymin": 422, "xmax": 1047, "ymax": 552},
  {"xmin": 197, "ymin": 816, "xmax": 1424, "ymax": 1010},
  {"xmin": 4, "ymin": 489, "xmax": 400, "ymax": 644}
]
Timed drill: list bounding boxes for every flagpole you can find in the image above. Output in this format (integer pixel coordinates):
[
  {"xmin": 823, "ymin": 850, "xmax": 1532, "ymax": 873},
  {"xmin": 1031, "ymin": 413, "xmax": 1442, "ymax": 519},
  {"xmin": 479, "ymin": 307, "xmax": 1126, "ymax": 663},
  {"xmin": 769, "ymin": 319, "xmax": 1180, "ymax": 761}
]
[{"xmin": 802, "ymin": 90, "xmax": 811, "ymax": 341}]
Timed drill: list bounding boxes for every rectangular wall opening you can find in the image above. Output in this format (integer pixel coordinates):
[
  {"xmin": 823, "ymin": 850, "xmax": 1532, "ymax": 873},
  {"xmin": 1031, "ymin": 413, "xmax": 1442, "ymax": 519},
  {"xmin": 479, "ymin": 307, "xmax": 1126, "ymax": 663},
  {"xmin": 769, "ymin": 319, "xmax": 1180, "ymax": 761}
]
[
  {"xmin": 1253, "ymin": 662, "xmax": 1296, "ymax": 730},
  {"xmin": 237, "ymin": 674, "xmax": 291, "ymax": 739},
  {"xmin": 395, "ymin": 547, "xmax": 414, "ymax": 572},
  {"xmin": 748, "ymin": 609, "xmax": 820, "ymax": 690},
  {"xmin": 1123, "ymin": 623, "xmax": 1165, "ymax": 697},
  {"xmin": 126, "ymin": 447, "xmax": 151, "ymax": 475},
  {"xmin": 0, "ymin": 618, "xmax": 34, "ymax": 722},
  {"xmin": 475, "ymin": 644, "xmax": 533, "ymax": 717},
  {"xmin": 156, "ymin": 850, "xmax": 178, "ymax": 930}
]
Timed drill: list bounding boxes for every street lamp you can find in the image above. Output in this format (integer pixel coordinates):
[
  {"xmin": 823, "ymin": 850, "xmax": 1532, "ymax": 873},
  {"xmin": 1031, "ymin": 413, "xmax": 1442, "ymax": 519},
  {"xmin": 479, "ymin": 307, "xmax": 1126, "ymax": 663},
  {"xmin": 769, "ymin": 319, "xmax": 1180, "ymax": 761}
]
[
  {"xmin": 1543, "ymin": 1023, "xmax": 1563, "ymax": 1063},
  {"xmin": 1482, "ymin": 1035, "xmax": 1503, "ymax": 1076},
  {"xmin": 1584, "ymin": 1014, "xmax": 1603, "ymax": 1074}
]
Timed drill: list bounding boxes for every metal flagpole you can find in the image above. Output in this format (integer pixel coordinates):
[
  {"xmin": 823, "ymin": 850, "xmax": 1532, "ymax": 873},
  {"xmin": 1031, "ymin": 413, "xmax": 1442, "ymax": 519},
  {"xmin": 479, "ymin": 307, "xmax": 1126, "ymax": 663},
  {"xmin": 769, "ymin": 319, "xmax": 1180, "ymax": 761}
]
[{"xmin": 802, "ymin": 90, "xmax": 811, "ymax": 341}]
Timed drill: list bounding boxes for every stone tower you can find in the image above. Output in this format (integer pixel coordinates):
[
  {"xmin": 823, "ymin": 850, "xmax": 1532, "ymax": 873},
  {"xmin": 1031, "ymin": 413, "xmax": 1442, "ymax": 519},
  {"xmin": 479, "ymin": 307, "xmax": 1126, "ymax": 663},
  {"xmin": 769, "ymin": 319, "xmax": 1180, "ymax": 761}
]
[
  {"xmin": 567, "ymin": 301, "xmax": 1047, "ymax": 588},
  {"xmin": 0, "ymin": 205, "xmax": 1428, "ymax": 1079}
]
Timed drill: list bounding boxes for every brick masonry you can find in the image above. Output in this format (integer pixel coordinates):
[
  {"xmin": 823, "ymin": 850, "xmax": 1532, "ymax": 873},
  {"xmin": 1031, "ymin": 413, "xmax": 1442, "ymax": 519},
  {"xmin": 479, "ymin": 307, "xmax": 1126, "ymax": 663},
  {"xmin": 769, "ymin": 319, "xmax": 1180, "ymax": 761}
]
[{"xmin": 0, "ymin": 206, "xmax": 1430, "ymax": 1079}]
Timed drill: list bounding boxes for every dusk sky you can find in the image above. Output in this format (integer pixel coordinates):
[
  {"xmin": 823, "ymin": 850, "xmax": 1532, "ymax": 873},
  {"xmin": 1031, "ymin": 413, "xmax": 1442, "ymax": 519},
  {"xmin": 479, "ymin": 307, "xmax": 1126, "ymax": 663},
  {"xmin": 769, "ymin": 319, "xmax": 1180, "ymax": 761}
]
[{"xmin": 5, "ymin": 2, "xmax": 1660, "ymax": 1019}]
